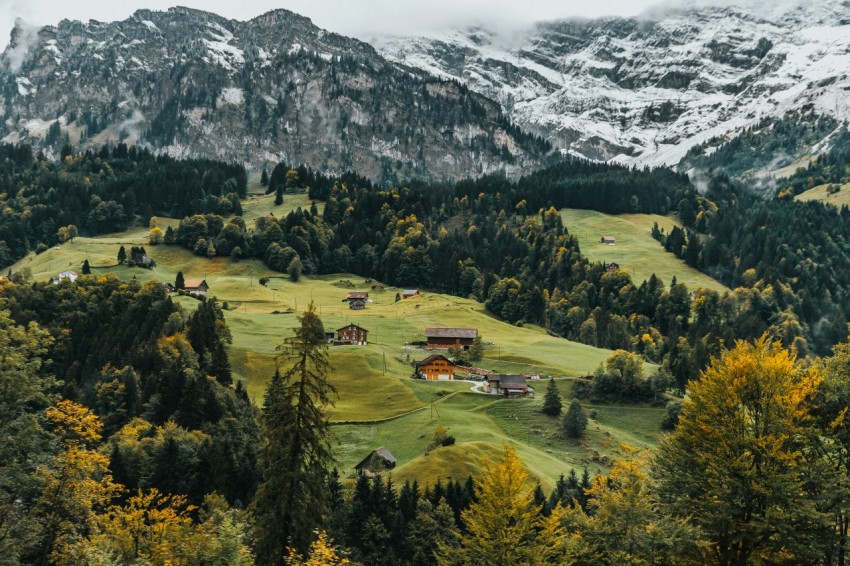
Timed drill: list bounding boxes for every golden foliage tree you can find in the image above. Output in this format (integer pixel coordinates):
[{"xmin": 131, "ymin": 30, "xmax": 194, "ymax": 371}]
[
  {"xmin": 654, "ymin": 336, "xmax": 832, "ymax": 564},
  {"xmin": 443, "ymin": 445, "xmax": 565, "ymax": 565},
  {"xmin": 563, "ymin": 447, "xmax": 698, "ymax": 564},
  {"xmin": 34, "ymin": 400, "xmax": 120, "ymax": 565},
  {"xmin": 286, "ymin": 531, "xmax": 349, "ymax": 566}
]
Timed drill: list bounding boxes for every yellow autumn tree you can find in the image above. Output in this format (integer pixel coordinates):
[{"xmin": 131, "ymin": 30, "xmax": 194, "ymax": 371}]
[
  {"xmin": 33, "ymin": 400, "xmax": 120, "ymax": 565},
  {"xmin": 286, "ymin": 531, "xmax": 349, "ymax": 566},
  {"xmin": 441, "ymin": 445, "xmax": 566, "ymax": 565},
  {"xmin": 149, "ymin": 226, "xmax": 164, "ymax": 245},
  {"xmin": 654, "ymin": 335, "xmax": 832, "ymax": 564},
  {"xmin": 563, "ymin": 446, "xmax": 699, "ymax": 564}
]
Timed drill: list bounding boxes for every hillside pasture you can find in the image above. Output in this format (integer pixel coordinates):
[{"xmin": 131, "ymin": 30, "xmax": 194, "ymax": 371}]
[
  {"xmin": 560, "ymin": 208, "xmax": 727, "ymax": 293},
  {"xmin": 795, "ymin": 182, "xmax": 850, "ymax": 208},
  {"xmin": 9, "ymin": 229, "xmax": 665, "ymax": 488}
]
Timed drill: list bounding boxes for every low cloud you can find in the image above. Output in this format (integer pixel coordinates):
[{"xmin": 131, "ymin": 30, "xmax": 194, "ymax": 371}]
[{"xmin": 5, "ymin": 18, "xmax": 40, "ymax": 73}]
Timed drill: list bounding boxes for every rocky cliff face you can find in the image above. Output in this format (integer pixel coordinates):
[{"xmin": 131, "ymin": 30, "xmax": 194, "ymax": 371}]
[
  {"xmin": 0, "ymin": 7, "xmax": 546, "ymax": 183},
  {"xmin": 373, "ymin": 0, "xmax": 850, "ymax": 168}
]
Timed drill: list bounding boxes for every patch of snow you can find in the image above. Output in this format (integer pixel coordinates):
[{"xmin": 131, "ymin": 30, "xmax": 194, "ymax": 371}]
[
  {"xmin": 202, "ymin": 24, "xmax": 244, "ymax": 72},
  {"xmin": 16, "ymin": 77, "xmax": 35, "ymax": 96},
  {"xmin": 141, "ymin": 20, "xmax": 160, "ymax": 32},
  {"xmin": 218, "ymin": 87, "xmax": 244, "ymax": 106}
]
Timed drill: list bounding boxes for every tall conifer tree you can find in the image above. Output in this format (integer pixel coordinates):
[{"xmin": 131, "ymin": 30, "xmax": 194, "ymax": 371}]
[{"xmin": 250, "ymin": 303, "xmax": 335, "ymax": 562}]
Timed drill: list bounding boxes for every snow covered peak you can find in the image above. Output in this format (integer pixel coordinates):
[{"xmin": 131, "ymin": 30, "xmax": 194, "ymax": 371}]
[{"xmin": 373, "ymin": 0, "xmax": 850, "ymax": 167}]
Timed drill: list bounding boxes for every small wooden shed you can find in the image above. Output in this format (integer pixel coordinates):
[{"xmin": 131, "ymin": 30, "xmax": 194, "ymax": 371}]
[{"xmin": 355, "ymin": 447, "xmax": 397, "ymax": 475}]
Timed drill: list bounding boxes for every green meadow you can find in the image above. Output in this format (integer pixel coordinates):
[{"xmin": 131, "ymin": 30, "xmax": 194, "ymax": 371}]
[
  {"xmin": 560, "ymin": 208, "xmax": 728, "ymax": 293},
  {"xmin": 10, "ymin": 213, "xmax": 670, "ymax": 488},
  {"xmin": 795, "ymin": 182, "xmax": 850, "ymax": 208}
]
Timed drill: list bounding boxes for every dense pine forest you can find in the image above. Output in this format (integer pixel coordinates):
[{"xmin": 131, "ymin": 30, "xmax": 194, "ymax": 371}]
[
  {"xmin": 5, "ymin": 135, "xmax": 850, "ymax": 563},
  {"xmin": 0, "ymin": 143, "xmax": 246, "ymax": 266}
]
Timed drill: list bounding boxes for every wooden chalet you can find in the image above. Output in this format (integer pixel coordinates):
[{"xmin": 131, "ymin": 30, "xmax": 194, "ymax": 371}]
[
  {"xmin": 414, "ymin": 354, "xmax": 456, "ymax": 381},
  {"xmin": 601, "ymin": 235, "xmax": 616, "ymax": 245},
  {"xmin": 606, "ymin": 262, "xmax": 620, "ymax": 272},
  {"xmin": 425, "ymin": 327, "xmax": 477, "ymax": 350},
  {"xmin": 355, "ymin": 447, "xmax": 397, "ymax": 475},
  {"xmin": 402, "ymin": 289, "xmax": 420, "ymax": 299},
  {"xmin": 336, "ymin": 324, "xmax": 368, "ymax": 346},
  {"xmin": 162, "ymin": 282, "xmax": 176, "ymax": 293},
  {"xmin": 484, "ymin": 374, "xmax": 532, "ymax": 397},
  {"xmin": 343, "ymin": 291, "xmax": 369, "ymax": 310},
  {"xmin": 183, "ymin": 279, "xmax": 209, "ymax": 294}
]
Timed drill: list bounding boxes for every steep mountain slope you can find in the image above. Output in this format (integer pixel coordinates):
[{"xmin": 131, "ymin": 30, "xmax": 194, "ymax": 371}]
[
  {"xmin": 0, "ymin": 8, "xmax": 547, "ymax": 183},
  {"xmin": 373, "ymin": 0, "xmax": 850, "ymax": 168}
]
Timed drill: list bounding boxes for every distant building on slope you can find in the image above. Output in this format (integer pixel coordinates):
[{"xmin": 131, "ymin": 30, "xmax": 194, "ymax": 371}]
[
  {"xmin": 183, "ymin": 279, "xmax": 209, "ymax": 294},
  {"xmin": 53, "ymin": 270, "xmax": 78, "ymax": 284},
  {"xmin": 355, "ymin": 447, "xmax": 397, "ymax": 475},
  {"xmin": 484, "ymin": 374, "xmax": 532, "ymax": 397},
  {"xmin": 414, "ymin": 354, "xmax": 456, "ymax": 381},
  {"xmin": 344, "ymin": 291, "xmax": 369, "ymax": 309},
  {"xmin": 402, "ymin": 289, "xmax": 420, "ymax": 299},
  {"xmin": 601, "ymin": 235, "xmax": 616, "ymax": 245},
  {"xmin": 336, "ymin": 324, "xmax": 368, "ymax": 346},
  {"xmin": 425, "ymin": 327, "xmax": 477, "ymax": 350}
]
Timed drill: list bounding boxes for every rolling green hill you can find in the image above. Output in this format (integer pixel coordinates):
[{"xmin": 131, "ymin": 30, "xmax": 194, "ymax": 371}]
[
  {"xmin": 560, "ymin": 208, "xmax": 728, "ymax": 293},
  {"xmin": 9, "ymin": 228, "xmax": 666, "ymax": 489}
]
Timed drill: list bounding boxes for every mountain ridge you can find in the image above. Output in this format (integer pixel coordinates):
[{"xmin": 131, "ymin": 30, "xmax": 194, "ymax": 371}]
[
  {"xmin": 372, "ymin": 0, "xmax": 850, "ymax": 170},
  {"xmin": 0, "ymin": 6, "xmax": 547, "ymax": 183}
]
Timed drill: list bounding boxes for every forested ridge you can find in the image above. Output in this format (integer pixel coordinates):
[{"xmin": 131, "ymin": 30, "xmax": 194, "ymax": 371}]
[
  {"xmin": 0, "ymin": 143, "xmax": 246, "ymax": 266},
  {"xmin": 657, "ymin": 133, "xmax": 850, "ymax": 354}
]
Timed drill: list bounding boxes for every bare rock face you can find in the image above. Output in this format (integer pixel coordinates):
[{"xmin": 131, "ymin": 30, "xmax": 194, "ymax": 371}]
[
  {"xmin": 0, "ymin": 8, "xmax": 546, "ymax": 183},
  {"xmin": 372, "ymin": 0, "xmax": 850, "ymax": 168}
]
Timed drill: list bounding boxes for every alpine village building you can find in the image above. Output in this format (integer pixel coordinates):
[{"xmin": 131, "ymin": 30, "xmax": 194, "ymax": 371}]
[
  {"xmin": 183, "ymin": 279, "xmax": 209, "ymax": 294},
  {"xmin": 336, "ymin": 324, "xmax": 368, "ymax": 346},
  {"xmin": 344, "ymin": 291, "xmax": 369, "ymax": 310},
  {"xmin": 414, "ymin": 354, "xmax": 456, "ymax": 381},
  {"xmin": 425, "ymin": 327, "xmax": 477, "ymax": 350},
  {"xmin": 484, "ymin": 374, "xmax": 532, "ymax": 397}
]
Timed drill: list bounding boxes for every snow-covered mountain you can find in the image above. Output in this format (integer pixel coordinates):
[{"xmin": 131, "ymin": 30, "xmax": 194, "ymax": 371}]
[
  {"xmin": 373, "ymin": 0, "xmax": 850, "ymax": 167},
  {"xmin": 0, "ymin": 8, "xmax": 546, "ymax": 183}
]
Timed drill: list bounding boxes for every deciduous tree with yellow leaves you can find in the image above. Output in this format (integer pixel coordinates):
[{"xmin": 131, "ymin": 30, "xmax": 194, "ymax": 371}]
[
  {"xmin": 441, "ymin": 445, "xmax": 566, "ymax": 566},
  {"xmin": 654, "ymin": 336, "xmax": 832, "ymax": 564}
]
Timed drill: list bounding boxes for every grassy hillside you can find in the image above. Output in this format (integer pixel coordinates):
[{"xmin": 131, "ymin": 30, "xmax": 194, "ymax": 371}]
[
  {"xmin": 240, "ymin": 185, "xmax": 324, "ymax": 223},
  {"xmin": 795, "ymin": 182, "xmax": 850, "ymax": 208},
  {"xmin": 9, "ymin": 228, "xmax": 665, "ymax": 488},
  {"xmin": 560, "ymin": 208, "xmax": 728, "ymax": 293}
]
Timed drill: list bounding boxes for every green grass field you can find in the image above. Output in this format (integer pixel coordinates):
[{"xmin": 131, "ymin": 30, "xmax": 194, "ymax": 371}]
[
  {"xmin": 240, "ymin": 184, "xmax": 324, "ymax": 224},
  {"xmin": 560, "ymin": 208, "xmax": 728, "ymax": 293},
  {"xmin": 795, "ymin": 182, "xmax": 850, "ymax": 208},
  {"xmin": 9, "ymin": 225, "xmax": 666, "ymax": 488}
]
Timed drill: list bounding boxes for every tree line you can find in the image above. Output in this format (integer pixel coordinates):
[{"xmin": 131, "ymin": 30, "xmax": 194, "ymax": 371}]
[{"xmin": 0, "ymin": 142, "xmax": 246, "ymax": 268}]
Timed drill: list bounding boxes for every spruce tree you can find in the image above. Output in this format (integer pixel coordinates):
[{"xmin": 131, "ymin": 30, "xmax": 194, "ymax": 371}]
[
  {"xmin": 81, "ymin": 259, "xmax": 91, "ymax": 275},
  {"xmin": 175, "ymin": 271, "xmax": 185, "ymax": 290},
  {"xmin": 260, "ymin": 167, "xmax": 269, "ymax": 186},
  {"xmin": 542, "ymin": 377, "xmax": 562, "ymax": 416},
  {"xmin": 250, "ymin": 303, "xmax": 335, "ymax": 561},
  {"xmin": 117, "ymin": 245, "xmax": 126, "ymax": 265},
  {"xmin": 563, "ymin": 399, "xmax": 588, "ymax": 438}
]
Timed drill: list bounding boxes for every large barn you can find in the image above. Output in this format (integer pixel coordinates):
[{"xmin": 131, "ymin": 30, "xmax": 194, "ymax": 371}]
[{"xmin": 425, "ymin": 327, "xmax": 477, "ymax": 350}]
